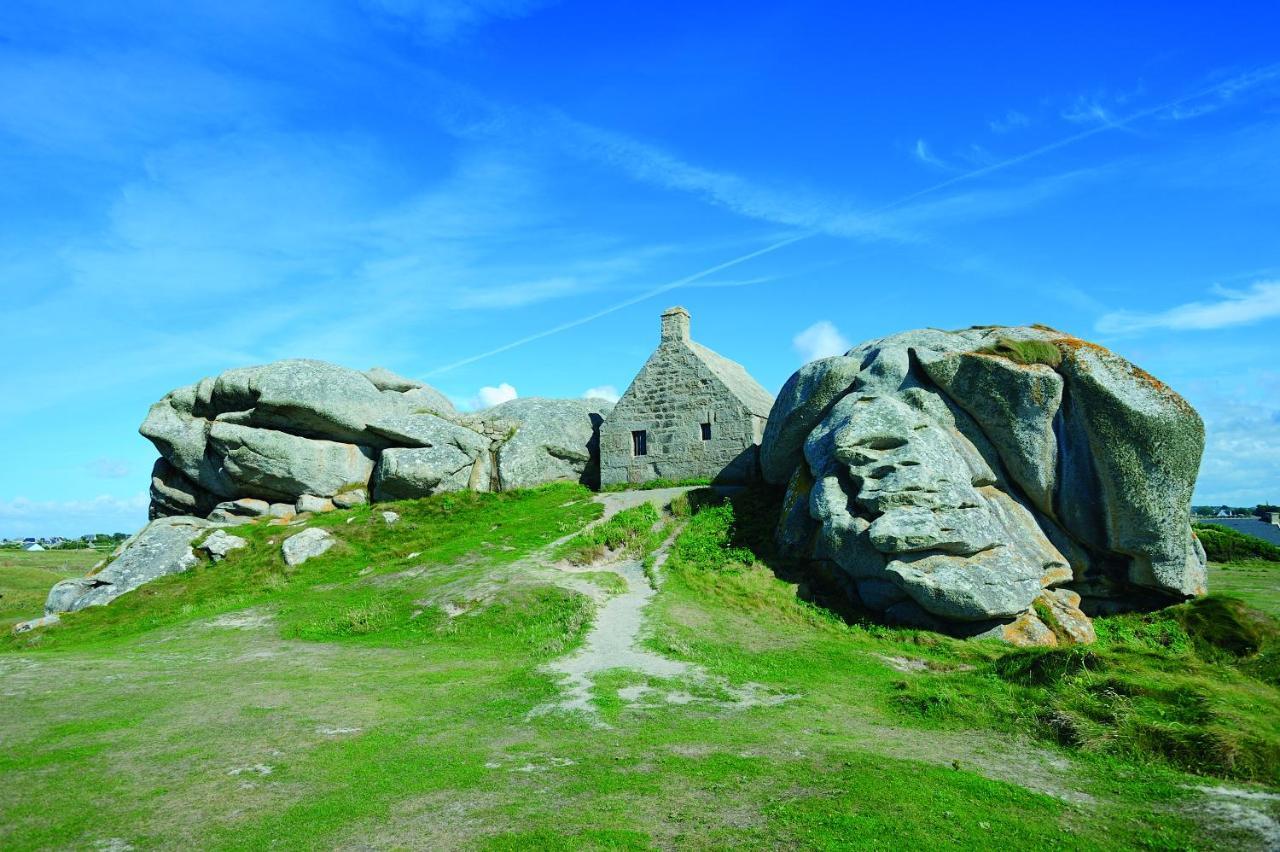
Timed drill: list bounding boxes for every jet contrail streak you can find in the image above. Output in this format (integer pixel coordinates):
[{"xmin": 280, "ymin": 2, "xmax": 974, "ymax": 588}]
[
  {"xmin": 426, "ymin": 232, "xmax": 811, "ymax": 375},
  {"xmin": 428, "ymin": 63, "xmax": 1279, "ymax": 375}
]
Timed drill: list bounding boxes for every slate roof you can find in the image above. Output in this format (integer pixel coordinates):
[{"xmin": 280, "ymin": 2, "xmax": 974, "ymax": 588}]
[{"xmin": 688, "ymin": 341, "xmax": 775, "ymax": 419}]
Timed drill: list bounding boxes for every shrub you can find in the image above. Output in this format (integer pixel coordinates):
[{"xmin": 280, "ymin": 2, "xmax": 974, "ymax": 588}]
[{"xmin": 1194, "ymin": 523, "xmax": 1280, "ymax": 563}]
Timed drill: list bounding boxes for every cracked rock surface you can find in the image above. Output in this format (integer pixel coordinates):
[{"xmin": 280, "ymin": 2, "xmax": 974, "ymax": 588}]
[
  {"xmin": 139, "ymin": 360, "xmax": 613, "ymax": 518},
  {"xmin": 762, "ymin": 325, "xmax": 1206, "ymax": 645}
]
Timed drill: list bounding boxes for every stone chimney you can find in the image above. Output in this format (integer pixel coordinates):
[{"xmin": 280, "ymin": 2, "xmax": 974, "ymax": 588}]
[{"xmin": 661, "ymin": 306, "xmax": 690, "ymax": 343}]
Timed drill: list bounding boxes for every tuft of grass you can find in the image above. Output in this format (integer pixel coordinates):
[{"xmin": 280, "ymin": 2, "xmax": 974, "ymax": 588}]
[
  {"xmin": 556, "ymin": 503, "xmax": 661, "ymax": 565},
  {"xmin": 975, "ymin": 336, "xmax": 1063, "ymax": 368}
]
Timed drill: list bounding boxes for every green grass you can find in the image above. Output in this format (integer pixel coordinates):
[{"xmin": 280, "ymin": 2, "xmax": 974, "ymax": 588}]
[
  {"xmin": 4, "ymin": 484, "xmax": 602, "ymax": 652},
  {"xmin": 1, "ymin": 484, "xmax": 1277, "ymax": 849},
  {"xmin": 0, "ymin": 548, "xmax": 102, "ymax": 630},
  {"xmin": 555, "ymin": 502, "xmax": 661, "ymax": 565},
  {"xmin": 599, "ymin": 476, "xmax": 711, "ymax": 493},
  {"xmin": 1209, "ymin": 558, "xmax": 1280, "ymax": 617},
  {"xmin": 975, "ymin": 336, "xmax": 1064, "ymax": 368}
]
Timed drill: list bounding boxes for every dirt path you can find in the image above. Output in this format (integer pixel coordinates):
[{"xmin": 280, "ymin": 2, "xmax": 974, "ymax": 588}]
[{"xmin": 534, "ymin": 488, "xmax": 784, "ymax": 723}]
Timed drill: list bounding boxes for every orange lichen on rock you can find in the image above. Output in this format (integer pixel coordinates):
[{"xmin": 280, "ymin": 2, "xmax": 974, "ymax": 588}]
[{"xmin": 1051, "ymin": 335, "xmax": 1197, "ymax": 416}]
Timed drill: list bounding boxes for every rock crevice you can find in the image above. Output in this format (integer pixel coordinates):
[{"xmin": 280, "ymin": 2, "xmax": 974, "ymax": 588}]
[{"xmin": 763, "ymin": 325, "xmax": 1206, "ymax": 645}]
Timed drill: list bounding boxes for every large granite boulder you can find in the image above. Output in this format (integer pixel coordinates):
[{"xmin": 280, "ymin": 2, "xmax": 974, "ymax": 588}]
[
  {"xmin": 207, "ymin": 422, "xmax": 376, "ymax": 501},
  {"xmin": 45, "ymin": 516, "xmax": 216, "ymax": 614},
  {"xmin": 372, "ymin": 444, "xmax": 487, "ymax": 500},
  {"xmin": 764, "ymin": 325, "xmax": 1206, "ymax": 645},
  {"xmin": 138, "ymin": 360, "xmax": 617, "ymax": 519},
  {"xmin": 478, "ymin": 397, "xmax": 614, "ymax": 490},
  {"xmin": 140, "ymin": 360, "xmax": 471, "ymax": 516}
]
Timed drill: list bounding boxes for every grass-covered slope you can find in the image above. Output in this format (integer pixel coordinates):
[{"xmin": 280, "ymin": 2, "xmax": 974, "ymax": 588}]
[
  {"xmin": 0, "ymin": 548, "xmax": 101, "ymax": 631},
  {"xmin": 1, "ymin": 485, "xmax": 1278, "ymax": 849}
]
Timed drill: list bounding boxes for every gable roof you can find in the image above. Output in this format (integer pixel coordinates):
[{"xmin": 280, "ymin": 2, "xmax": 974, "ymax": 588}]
[{"xmin": 687, "ymin": 341, "xmax": 775, "ymax": 418}]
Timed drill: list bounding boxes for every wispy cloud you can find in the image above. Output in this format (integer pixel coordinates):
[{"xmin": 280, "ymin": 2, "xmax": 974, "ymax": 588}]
[
  {"xmin": 793, "ymin": 321, "xmax": 851, "ymax": 363},
  {"xmin": 0, "ymin": 492, "xmax": 148, "ymax": 538},
  {"xmin": 583, "ymin": 385, "xmax": 620, "ymax": 403},
  {"xmin": 428, "ymin": 62, "xmax": 1280, "ymax": 373},
  {"xmin": 988, "ymin": 109, "xmax": 1031, "ymax": 133},
  {"xmin": 1194, "ymin": 398, "xmax": 1280, "ymax": 504},
  {"xmin": 358, "ymin": 0, "xmax": 553, "ymax": 42},
  {"xmin": 1096, "ymin": 281, "xmax": 1280, "ymax": 334},
  {"xmin": 912, "ymin": 139, "xmax": 951, "ymax": 170}
]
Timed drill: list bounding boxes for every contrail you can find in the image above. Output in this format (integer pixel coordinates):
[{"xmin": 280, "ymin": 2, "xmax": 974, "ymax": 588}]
[
  {"xmin": 426, "ymin": 232, "xmax": 811, "ymax": 375},
  {"xmin": 428, "ymin": 63, "xmax": 1279, "ymax": 375}
]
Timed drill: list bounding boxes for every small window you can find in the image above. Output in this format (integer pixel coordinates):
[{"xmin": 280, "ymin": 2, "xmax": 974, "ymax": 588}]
[
  {"xmin": 700, "ymin": 422, "xmax": 712, "ymax": 441},
  {"xmin": 632, "ymin": 430, "xmax": 648, "ymax": 456}
]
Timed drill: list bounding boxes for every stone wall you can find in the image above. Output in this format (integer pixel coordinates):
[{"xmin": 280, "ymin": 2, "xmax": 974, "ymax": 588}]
[{"xmin": 600, "ymin": 340, "xmax": 765, "ymax": 485}]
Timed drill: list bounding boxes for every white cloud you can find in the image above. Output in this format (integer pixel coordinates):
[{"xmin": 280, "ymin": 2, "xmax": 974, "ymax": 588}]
[
  {"xmin": 1193, "ymin": 399, "xmax": 1280, "ymax": 505},
  {"xmin": 358, "ymin": 0, "xmax": 552, "ymax": 42},
  {"xmin": 793, "ymin": 321, "xmax": 851, "ymax": 363},
  {"xmin": 913, "ymin": 139, "xmax": 950, "ymax": 170},
  {"xmin": 1096, "ymin": 281, "xmax": 1280, "ymax": 334},
  {"xmin": 0, "ymin": 493, "xmax": 148, "ymax": 538},
  {"xmin": 1061, "ymin": 97, "xmax": 1117, "ymax": 126},
  {"xmin": 583, "ymin": 385, "xmax": 620, "ymax": 403},
  {"xmin": 471, "ymin": 382, "xmax": 517, "ymax": 409}
]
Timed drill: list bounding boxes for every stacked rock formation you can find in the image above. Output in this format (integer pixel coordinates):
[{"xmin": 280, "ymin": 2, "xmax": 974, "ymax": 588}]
[
  {"xmin": 141, "ymin": 359, "xmax": 613, "ymax": 522},
  {"xmin": 763, "ymin": 326, "xmax": 1206, "ymax": 646}
]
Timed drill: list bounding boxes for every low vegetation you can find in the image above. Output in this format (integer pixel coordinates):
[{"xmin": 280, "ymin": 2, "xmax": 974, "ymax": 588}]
[
  {"xmin": 555, "ymin": 502, "xmax": 663, "ymax": 564},
  {"xmin": 1195, "ymin": 522, "xmax": 1280, "ymax": 562},
  {"xmin": 976, "ymin": 336, "xmax": 1064, "ymax": 368},
  {"xmin": 599, "ymin": 476, "xmax": 712, "ymax": 492},
  {"xmin": 0, "ymin": 549, "xmax": 101, "ymax": 631},
  {"xmin": 1, "ymin": 484, "xmax": 1277, "ymax": 849}
]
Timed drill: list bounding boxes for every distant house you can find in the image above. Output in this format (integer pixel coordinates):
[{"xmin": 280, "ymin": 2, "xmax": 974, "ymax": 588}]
[
  {"xmin": 22, "ymin": 542, "xmax": 45, "ymax": 552},
  {"xmin": 1215, "ymin": 506, "xmax": 1233, "ymax": 518},
  {"xmin": 599, "ymin": 307, "xmax": 775, "ymax": 486}
]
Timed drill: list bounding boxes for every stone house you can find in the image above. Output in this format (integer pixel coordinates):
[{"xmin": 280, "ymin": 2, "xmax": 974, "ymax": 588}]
[{"xmin": 599, "ymin": 307, "xmax": 775, "ymax": 486}]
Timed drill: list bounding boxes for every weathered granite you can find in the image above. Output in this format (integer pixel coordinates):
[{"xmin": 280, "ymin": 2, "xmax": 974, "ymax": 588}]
[
  {"xmin": 207, "ymin": 422, "xmax": 376, "ymax": 501},
  {"xmin": 765, "ymin": 325, "xmax": 1206, "ymax": 645},
  {"xmin": 295, "ymin": 494, "xmax": 335, "ymax": 514},
  {"xmin": 481, "ymin": 397, "xmax": 613, "ymax": 490},
  {"xmin": 45, "ymin": 516, "xmax": 215, "ymax": 613},
  {"xmin": 371, "ymin": 445, "xmax": 480, "ymax": 501},
  {"xmin": 198, "ymin": 529, "xmax": 248, "ymax": 562},
  {"xmin": 282, "ymin": 527, "xmax": 335, "ymax": 566}
]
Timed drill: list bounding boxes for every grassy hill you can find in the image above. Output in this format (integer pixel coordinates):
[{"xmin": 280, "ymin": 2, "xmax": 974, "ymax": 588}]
[{"xmin": 2, "ymin": 485, "xmax": 1278, "ymax": 850}]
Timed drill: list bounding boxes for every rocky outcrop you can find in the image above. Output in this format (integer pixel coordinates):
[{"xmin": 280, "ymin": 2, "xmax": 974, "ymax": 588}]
[
  {"xmin": 478, "ymin": 397, "xmax": 613, "ymax": 490},
  {"xmin": 45, "ymin": 516, "xmax": 216, "ymax": 614},
  {"xmin": 140, "ymin": 360, "xmax": 613, "ymax": 518},
  {"xmin": 763, "ymin": 325, "xmax": 1206, "ymax": 646}
]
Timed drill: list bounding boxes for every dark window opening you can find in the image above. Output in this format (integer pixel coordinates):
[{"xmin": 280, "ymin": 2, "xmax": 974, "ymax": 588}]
[
  {"xmin": 632, "ymin": 430, "xmax": 648, "ymax": 456},
  {"xmin": 700, "ymin": 422, "xmax": 712, "ymax": 441}
]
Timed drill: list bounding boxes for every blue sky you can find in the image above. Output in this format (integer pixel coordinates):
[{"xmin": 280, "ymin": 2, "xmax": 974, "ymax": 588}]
[{"xmin": 2, "ymin": 1, "xmax": 1279, "ymax": 536}]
